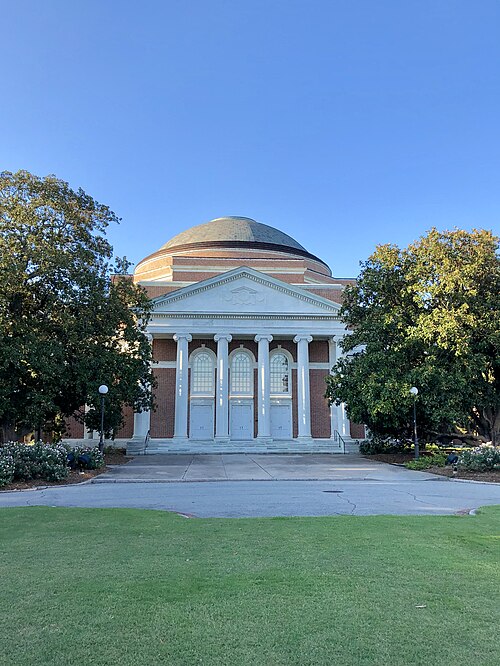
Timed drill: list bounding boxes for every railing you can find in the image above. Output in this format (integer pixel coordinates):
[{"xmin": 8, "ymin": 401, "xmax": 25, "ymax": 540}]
[
  {"xmin": 332, "ymin": 430, "xmax": 347, "ymax": 454},
  {"xmin": 144, "ymin": 430, "xmax": 150, "ymax": 450}
]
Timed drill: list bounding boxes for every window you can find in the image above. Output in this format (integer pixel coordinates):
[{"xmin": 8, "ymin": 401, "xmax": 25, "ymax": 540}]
[
  {"xmin": 270, "ymin": 353, "xmax": 290, "ymax": 394},
  {"xmin": 230, "ymin": 351, "xmax": 253, "ymax": 395},
  {"xmin": 191, "ymin": 351, "xmax": 215, "ymax": 395}
]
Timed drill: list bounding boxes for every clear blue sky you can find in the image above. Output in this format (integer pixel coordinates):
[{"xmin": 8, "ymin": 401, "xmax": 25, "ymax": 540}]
[{"xmin": 2, "ymin": 0, "xmax": 499, "ymax": 277}]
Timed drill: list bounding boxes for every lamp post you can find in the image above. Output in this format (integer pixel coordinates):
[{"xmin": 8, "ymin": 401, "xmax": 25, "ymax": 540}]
[
  {"xmin": 409, "ymin": 386, "xmax": 419, "ymax": 459},
  {"xmin": 98, "ymin": 384, "xmax": 109, "ymax": 452}
]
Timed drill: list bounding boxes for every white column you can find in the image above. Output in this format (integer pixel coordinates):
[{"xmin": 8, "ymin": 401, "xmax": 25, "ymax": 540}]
[
  {"xmin": 255, "ymin": 334, "xmax": 273, "ymax": 439},
  {"xmin": 84, "ymin": 404, "xmax": 96, "ymax": 440},
  {"xmin": 294, "ymin": 335, "xmax": 313, "ymax": 439},
  {"xmin": 214, "ymin": 333, "xmax": 232, "ymax": 440},
  {"xmin": 328, "ymin": 337, "xmax": 341, "ymax": 438},
  {"xmin": 173, "ymin": 333, "xmax": 192, "ymax": 439},
  {"xmin": 340, "ymin": 403, "xmax": 350, "ymax": 438},
  {"xmin": 329, "ymin": 334, "xmax": 350, "ymax": 438},
  {"xmin": 132, "ymin": 333, "xmax": 154, "ymax": 440},
  {"xmin": 133, "ymin": 409, "xmax": 150, "ymax": 439}
]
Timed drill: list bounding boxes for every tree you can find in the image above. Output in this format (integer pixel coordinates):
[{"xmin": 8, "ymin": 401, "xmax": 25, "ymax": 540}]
[
  {"xmin": 325, "ymin": 228, "xmax": 500, "ymax": 444},
  {"xmin": 0, "ymin": 170, "xmax": 155, "ymax": 442}
]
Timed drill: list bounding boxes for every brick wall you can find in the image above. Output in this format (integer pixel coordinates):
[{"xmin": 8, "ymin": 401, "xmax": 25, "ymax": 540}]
[
  {"xmin": 304, "ymin": 288, "xmax": 344, "ymax": 304},
  {"xmin": 229, "ymin": 339, "xmax": 258, "ymax": 357},
  {"xmin": 65, "ymin": 415, "xmax": 84, "ymax": 439},
  {"xmin": 150, "ymin": 368, "xmax": 176, "ymax": 438},
  {"xmin": 309, "ymin": 340, "xmax": 329, "ymax": 363},
  {"xmin": 143, "ymin": 285, "xmax": 180, "ymax": 299},
  {"xmin": 189, "ymin": 339, "xmax": 217, "ymax": 355},
  {"xmin": 114, "ymin": 404, "xmax": 134, "ymax": 439},
  {"xmin": 292, "ymin": 370, "xmax": 298, "ymax": 438},
  {"xmin": 270, "ymin": 340, "xmax": 296, "ymax": 361},
  {"xmin": 153, "ymin": 338, "xmax": 176, "ymax": 361},
  {"xmin": 310, "ymin": 370, "xmax": 331, "ymax": 438},
  {"xmin": 350, "ymin": 422, "xmax": 366, "ymax": 439}
]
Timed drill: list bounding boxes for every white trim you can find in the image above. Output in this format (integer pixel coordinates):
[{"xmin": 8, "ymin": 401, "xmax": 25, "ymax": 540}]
[
  {"xmin": 229, "ymin": 347, "xmax": 255, "ymax": 398},
  {"xmin": 269, "ymin": 348, "xmax": 293, "ymax": 397},
  {"xmin": 154, "ymin": 359, "xmax": 330, "ymax": 370},
  {"xmin": 189, "ymin": 346, "xmax": 216, "ymax": 397}
]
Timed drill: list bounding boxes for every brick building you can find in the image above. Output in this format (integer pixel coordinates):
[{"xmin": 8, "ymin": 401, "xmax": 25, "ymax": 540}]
[{"xmin": 72, "ymin": 216, "xmax": 364, "ymax": 453}]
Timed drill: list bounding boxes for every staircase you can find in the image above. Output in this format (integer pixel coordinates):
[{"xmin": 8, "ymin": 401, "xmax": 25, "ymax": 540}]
[{"xmin": 127, "ymin": 436, "xmax": 361, "ymax": 455}]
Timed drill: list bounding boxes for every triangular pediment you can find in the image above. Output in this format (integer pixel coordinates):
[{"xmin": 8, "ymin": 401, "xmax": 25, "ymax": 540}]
[{"xmin": 151, "ymin": 267, "xmax": 341, "ymax": 316}]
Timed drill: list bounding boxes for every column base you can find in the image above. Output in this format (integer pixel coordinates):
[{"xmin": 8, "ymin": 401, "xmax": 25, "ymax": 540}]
[
  {"xmin": 296, "ymin": 435, "xmax": 313, "ymax": 443},
  {"xmin": 215, "ymin": 436, "xmax": 230, "ymax": 443}
]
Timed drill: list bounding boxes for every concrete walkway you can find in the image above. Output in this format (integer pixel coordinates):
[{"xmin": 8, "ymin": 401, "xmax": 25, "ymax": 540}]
[{"xmin": 93, "ymin": 453, "xmax": 438, "ymax": 483}]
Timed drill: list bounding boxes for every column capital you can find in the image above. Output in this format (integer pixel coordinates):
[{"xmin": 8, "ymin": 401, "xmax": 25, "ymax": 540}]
[
  {"xmin": 173, "ymin": 333, "xmax": 192, "ymax": 343},
  {"xmin": 254, "ymin": 334, "xmax": 273, "ymax": 343},
  {"xmin": 293, "ymin": 334, "xmax": 313, "ymax": 344},
  {"xmin": 214, "ymin": 333, "xmax": 232, "ymax": 343}
]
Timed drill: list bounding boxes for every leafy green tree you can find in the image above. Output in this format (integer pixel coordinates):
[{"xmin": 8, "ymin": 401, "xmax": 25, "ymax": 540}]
[
  {"xmin": 0, "ymin": 170, "xmax": 155, "ymax": 442},
  {"xmin": 325, "ymin": 229, "xmax": 500, "ymax": 444}
]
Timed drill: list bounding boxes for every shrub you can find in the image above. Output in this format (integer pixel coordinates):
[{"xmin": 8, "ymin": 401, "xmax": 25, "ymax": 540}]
[
  {"xmin": 0, "ymin": 455, "xmax": 15, "ymax": 487},
  {"xmin": 0, "ymin": 441, "xmax": 69, "ymax": 483},
  {"xmin": 67, "ymin": 446, "xmax": 105, "ymax": 470},
  {"xmin": 359, "ymin": 437, "xmax": 412, "ymax": 455},
  {"xmin": 405, "ymin": 453, "xmax": 447, "ymax": 470},
  {"xmin": 458, "ymin": 445, "xmax": 500, "ymax": 472}
]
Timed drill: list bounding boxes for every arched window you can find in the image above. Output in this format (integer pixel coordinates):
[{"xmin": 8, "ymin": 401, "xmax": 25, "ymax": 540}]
[
  {"xmin": 230, "ymin": 351, "xmax": 253, "ymax": 395},
  {"xmin": 191, "ymin": 351, "xmax": 215, "ymax": 395},
  {"xmin": 270, "ymin": 352, "xmax": 290, "ymax": 394}
]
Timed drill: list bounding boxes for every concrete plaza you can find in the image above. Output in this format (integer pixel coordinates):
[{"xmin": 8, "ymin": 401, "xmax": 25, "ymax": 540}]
[{"xmin": 92, "ymin": 453, "xmax": 438, "ymax": 482}]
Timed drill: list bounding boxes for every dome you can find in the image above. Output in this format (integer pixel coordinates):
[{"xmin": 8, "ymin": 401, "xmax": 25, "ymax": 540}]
[
  {"xmin": 134, "ymin": 215, "xmax": 332, "ymax": 281},
  {"xmin": 162, "ymin": 216, "xmax": 307, "ymax": 253}
]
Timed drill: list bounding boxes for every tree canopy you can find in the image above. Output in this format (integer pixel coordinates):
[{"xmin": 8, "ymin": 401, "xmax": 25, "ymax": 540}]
[
  {"xmin": 0, "ymin": 170, "xmax": 155, "ymax": 442},
  {"xmin": 325, "ymin": 228, "xmax": 500, "ymax": 444}
]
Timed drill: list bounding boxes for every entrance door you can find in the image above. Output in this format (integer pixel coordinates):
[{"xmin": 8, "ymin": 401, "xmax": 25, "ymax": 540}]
[
  {"xmin": 190, "ymin": 402, "xmax": 214, "ymax": 440},
  {"xmin": 230, "ymin": 401, "xmax": 254, "ymax": 440},
  {"xmin": 270, "ymin": 402, "xmax": 292, "ymax": 439}
]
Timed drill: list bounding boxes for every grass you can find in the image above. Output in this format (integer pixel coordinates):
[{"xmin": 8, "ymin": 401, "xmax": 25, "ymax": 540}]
[{"xmin": 1, "ymin": 507, "xmax": 499, "ymax": 666}]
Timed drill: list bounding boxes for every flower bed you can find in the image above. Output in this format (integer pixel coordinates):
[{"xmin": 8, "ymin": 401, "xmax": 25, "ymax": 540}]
[
  {"xmin": 0, "ymin": 441, "xmax": 106, "ymax": 488},
  {"xmin": 458, "ymin": 444, "xmax": 500, "ymax": 472}
]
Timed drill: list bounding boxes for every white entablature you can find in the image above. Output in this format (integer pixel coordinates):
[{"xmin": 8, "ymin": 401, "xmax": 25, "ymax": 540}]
[{"xmin": 147, "ymin": 267, "xmax": 344, "ymax": 338}]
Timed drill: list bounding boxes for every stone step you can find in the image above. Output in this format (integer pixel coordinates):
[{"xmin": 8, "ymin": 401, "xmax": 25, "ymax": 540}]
[{"xmin": 129, "ymin": 438, "xmax": 356, "ymax": 455}]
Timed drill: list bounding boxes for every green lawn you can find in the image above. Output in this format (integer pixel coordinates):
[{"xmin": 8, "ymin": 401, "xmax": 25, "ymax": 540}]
[{"xmin": 1, "ymin": 507, "xmax": 499, "ymax": 666}]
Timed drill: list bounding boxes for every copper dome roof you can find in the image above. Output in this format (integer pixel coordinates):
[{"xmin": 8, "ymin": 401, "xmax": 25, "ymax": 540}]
[{"xmin": 162, "ymin": 216, "xmax": 307, "ymax": 252}]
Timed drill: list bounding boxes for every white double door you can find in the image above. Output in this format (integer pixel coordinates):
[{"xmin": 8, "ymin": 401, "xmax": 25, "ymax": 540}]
[
  {"xmin": 229, "ymin": 399, "xmax": 254, "ymax": 440},
  {"xmin": 270, "ymin": 400, "xmax": 293, "ymax": 439},
  {"xmin": 189, "ymin": 397, "xmax": 293, "ymax": 441},
  {"xmin": 189, "ymin": 399, "xmax": 215, "ymax": 440}
]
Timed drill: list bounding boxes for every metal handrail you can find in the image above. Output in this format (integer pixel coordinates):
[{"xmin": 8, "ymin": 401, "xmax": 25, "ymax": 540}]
[{"xmin": 332, "ymin": 430, "xmax": 347, "ymax": 454}]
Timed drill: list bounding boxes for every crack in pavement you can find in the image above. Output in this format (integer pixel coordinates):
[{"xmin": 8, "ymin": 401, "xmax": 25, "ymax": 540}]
[
  {"xmin": 335, "ymin": 492, "xmax": 357, "ymax": 515},
  {"xmin": 181, "ymin": 455, "xmax": 195, "ymax": 481},
  {"xmin": 392, "ymin": 488, "xmax": 438, "ymax": 507},
  {"xmin": 247, "ymin": 455, "xmax": 274, "ymax": 479},
  {"xmin": 220, "ymin": 455, "xmax": 229, "ymax": 481}
]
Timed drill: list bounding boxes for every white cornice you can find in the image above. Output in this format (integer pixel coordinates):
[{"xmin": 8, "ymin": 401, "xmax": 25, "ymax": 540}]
[{"xmin": 151, "ymin": 313, "xmax": 340, "ymax": 320}]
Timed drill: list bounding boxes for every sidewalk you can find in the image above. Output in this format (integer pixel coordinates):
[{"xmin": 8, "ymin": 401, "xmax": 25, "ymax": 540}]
[{"xmin": 93, "ymin": 453, "xmax": 439, "ymax": 483}]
